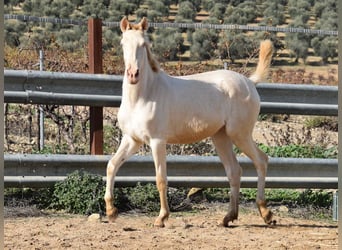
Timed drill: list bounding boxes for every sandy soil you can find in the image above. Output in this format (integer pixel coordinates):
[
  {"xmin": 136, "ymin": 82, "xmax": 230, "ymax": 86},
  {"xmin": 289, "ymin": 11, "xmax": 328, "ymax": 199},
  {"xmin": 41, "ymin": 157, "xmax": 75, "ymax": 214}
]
[{"xmin": 4, "ymin": 205, "xmax": 338, "ymax": 250}]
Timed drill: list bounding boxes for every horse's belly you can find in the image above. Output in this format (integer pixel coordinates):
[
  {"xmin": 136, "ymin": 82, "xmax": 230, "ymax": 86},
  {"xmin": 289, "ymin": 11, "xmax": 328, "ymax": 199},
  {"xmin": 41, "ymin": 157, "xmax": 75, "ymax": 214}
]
[{"xmin": 166, "ymin": 119, "xmax": 223, "ymax": 144}]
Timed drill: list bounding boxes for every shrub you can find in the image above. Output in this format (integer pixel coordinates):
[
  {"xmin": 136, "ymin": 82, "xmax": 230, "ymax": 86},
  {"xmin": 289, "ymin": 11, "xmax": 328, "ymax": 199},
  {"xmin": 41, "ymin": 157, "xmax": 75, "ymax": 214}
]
[
  {"xmin": 126, "ymin": 182, "xmax": 160, "ymax": 213},
  {"xmin": 45, "ymin": 172, "xmax": 186, "ymax": 215},
  {"xmin": 297, "ymin": 189, "xmax": 333, "ymax": 208},
  {"xmin": 4, "ymin": 187, "xmax": 54, "ymax": 209},
  {"xmin": 51, "ymin": 170, "xmax": 105, "ymax": 215}
]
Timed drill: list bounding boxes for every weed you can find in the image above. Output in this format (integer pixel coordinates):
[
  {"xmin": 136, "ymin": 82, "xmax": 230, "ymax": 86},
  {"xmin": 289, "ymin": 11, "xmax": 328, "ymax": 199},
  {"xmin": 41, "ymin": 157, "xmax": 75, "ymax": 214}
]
[
  {"xmin": 240, "ymin": 188, "xmax": 333, "ymax": 209},
  {"xmin": 304, "ymin": 116, "xmax": 338, "ymax": 131},
  {"xmin": 203, "ymin": 188, "xmax": 230, "ymax": 202},
  {"xmin": 258, "ymin": 143, "xmax": 337, "ymax": 158},
  {"xmin": 125, "ymin": 183, "xmax": 160, "ymax": 213}
]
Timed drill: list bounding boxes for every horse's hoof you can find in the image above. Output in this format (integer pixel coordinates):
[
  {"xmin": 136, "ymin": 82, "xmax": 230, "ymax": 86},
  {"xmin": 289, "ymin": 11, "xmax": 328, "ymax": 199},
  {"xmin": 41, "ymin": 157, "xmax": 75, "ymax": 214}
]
[
  {"xmin": 222, "ymin": 217, "xmax": 230, "ymax": 227},
  {"xmin": 106, "ymin": 207, "xmax": 118, "ymax": 223},
  {"xmin": 153, "ymin": 223, "xmax": 165, "ymax": 228},
  {"xmin": 153, "ymin": 221, "xmax": 165, "ymax": 228},
  {"xmin": 153, "ymin": 218, "xmax": 165, "ymax": 228},
  {"xmin": 263, "ymin": 210, "xmax": 275, "ymax": 225},
  {"xmin": 257, "ymin": 200, "xmax": 276, "ymax": 225},
  {"xmin": 263, "ymin": 211, "xmax": 277, "ymax": 226},
  {"xmin": 222, "ymin": 213, "xmax": 238, "ymax": 227}
]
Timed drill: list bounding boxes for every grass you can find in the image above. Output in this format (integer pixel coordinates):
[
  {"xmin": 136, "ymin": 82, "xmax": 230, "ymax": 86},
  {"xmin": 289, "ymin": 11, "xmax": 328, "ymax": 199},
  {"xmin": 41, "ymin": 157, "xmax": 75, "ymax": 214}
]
[{"xmin": 4, "ymin": 182, "xmax": 335, "ymax": 221}]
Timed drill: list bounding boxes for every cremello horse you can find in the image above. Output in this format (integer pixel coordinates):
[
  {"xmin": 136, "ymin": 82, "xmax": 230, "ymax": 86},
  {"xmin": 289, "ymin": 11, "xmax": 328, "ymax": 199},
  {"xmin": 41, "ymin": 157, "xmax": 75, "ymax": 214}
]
[{"xmin": 105, "ymin": 17, "xmax": 275, "ymax": 227}]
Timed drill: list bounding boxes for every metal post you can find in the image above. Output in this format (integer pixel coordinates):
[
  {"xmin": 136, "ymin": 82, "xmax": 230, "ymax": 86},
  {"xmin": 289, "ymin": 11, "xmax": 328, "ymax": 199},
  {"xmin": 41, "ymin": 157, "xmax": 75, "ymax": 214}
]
[
  {"xmin": 38, "ymin": 50, "xmax": 44, "ymax": 151},
  {"xmin": 88, "ymin": 18, "xmax": 103, "ymax": 155},
  {"xmin": 333, "ymin": 191, "xmax": 338, "ymax": 221}
]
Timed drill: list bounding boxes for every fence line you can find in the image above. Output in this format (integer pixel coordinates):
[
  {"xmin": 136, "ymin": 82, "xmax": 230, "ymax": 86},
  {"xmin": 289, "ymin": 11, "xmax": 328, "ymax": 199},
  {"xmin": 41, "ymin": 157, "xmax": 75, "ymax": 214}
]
[
  {"xmin": 4, "ymin": 14, "xmax": 338, "ymax": 36},
  {"xmin": 4, "ymin": 70, "xmax": 338, "ymax": 116},
  {"xmin": 3, "ymin": 69, "xmax": 338, "ymax": 189},
  {"xmin": 4, "ymin": 154, "xmax": 338, "ymax": 189}
]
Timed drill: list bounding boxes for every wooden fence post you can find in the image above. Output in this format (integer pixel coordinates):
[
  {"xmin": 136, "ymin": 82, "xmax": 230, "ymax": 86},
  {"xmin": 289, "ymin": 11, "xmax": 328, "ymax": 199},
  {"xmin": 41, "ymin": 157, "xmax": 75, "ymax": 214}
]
[{"xmin": 88, "ymin": 18, "xmax": 103, "ymax": 155}]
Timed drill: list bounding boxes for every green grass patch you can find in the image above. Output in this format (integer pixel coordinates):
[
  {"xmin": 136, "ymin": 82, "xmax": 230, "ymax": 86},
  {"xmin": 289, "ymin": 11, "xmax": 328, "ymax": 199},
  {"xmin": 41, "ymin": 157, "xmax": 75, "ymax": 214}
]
[
  {"xmin": 4, "ymin": 171, "xmax": 334, "ymax": 216},
  {"xmin": 258, "ymin": 144, "xmax": 337, "ymax": 159}
]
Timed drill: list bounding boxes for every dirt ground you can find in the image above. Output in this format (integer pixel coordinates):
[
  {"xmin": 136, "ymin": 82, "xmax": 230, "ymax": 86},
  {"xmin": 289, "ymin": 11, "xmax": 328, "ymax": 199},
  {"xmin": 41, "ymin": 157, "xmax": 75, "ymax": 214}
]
[{"xmin": 4, "ymin": 204, "xmax": 338, "ymax": 250}]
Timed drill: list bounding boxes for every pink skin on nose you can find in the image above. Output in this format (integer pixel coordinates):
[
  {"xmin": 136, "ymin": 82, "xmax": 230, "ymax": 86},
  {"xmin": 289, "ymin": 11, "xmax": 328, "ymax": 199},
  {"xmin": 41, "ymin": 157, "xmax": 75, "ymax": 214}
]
[{"xmin": 127, "ymin": 65, "xmax": 139, "ymax": 84}]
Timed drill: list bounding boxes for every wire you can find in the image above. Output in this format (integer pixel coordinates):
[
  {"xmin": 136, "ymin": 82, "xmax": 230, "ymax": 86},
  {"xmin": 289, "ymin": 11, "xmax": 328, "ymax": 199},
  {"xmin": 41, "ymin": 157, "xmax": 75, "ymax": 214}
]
[{"xmin": 5, "ymin": 14, "xmax": 338, "ymax": 36}]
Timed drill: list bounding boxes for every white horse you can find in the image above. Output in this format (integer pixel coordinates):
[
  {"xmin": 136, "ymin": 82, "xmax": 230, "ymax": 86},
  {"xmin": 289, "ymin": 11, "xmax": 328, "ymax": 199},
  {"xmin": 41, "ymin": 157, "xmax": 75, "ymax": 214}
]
[{"xmin": 105, "ymin": 17, "xmax": 275, "ymax": 227}]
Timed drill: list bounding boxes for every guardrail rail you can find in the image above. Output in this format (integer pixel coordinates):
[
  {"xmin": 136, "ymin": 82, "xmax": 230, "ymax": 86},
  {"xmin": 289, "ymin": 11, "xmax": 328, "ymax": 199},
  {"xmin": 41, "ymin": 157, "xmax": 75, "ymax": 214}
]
[{"xmin": 4, "ymin": 70, "xmax": 338, "ymax": 188}]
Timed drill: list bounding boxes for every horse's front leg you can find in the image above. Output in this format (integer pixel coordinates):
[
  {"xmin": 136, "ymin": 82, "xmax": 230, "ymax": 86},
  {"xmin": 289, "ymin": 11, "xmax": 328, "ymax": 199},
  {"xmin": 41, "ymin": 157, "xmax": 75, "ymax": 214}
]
[
  {"xmin": 105, "ymin": 135, "xmax": 141, "ymax": 222},
  {"xmin": 150, "ymin": 138, "xmax": 170, "ymax": 227}
]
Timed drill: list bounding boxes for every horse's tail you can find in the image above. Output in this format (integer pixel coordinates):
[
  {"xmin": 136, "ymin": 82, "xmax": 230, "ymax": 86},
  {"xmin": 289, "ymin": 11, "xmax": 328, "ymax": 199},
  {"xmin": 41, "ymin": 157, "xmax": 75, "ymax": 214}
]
[{"xmin": 249, "ymin": 40, "xmax": 273, "ymax": 84}]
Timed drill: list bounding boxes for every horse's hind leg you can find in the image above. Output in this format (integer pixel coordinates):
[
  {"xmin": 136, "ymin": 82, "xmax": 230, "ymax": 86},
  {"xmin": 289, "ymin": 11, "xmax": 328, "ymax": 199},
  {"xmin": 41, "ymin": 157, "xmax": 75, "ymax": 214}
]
[
  {"xmin": 212, "ymin": 128, "xmax": 242, "ymax": 227},
  {"xmin": 232, "ymin": 133, "xmax": 274, "ymax": 225}
]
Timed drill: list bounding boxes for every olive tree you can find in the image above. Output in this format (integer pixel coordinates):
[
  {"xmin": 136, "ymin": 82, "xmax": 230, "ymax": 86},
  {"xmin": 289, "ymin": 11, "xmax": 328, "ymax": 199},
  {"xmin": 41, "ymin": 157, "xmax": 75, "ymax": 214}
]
[
  {"xmin": 311, "ymin": 11, "xmax": 338, "ymax": 63},
  {"xmin": 108, "ymin": 0, "xmax": 138, "ymax": 17},
  {"xmin": 136, "ymin": 0, "xmax": 169, "ymax": 23},
  {"xmin": 224, "ymin": 1, "xmax": 257, "ymax": 25},
  {"xmin": 285, "ymin": 17, "xmax": 311, "ymax": 63},
  {"xmin": 217, "ymin": 30, "xmax": 256, "ymax": 64},
  {"xmin": 81, "ymin": 0, "xmax": 109, "ymax": 19},
  {"xmin": 153, "ymin": 28, "xmax": 186, "ymax": 60},
  {"xmin": 261, "ymin": 0, "xmax": 286, "ymax": 26},
  {"xmin": 190, "ymin": 28, "xmax": 219, "ymax": 61},
  {"xmin": 175, "ymin": 1, "xmax": 197, "ymax": 23}
]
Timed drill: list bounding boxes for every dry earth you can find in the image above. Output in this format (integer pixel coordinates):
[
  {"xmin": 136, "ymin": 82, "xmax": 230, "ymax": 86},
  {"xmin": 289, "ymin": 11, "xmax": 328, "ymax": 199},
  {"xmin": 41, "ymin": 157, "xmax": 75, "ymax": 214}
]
[
  {"xmin": 4, "ymin": 115, "xmax": 338, "ymax": 250},
  {"xmin": 253, "ymin": 115, "xmax": 337, "ymax": 148},
  {"xmin": 4, "ymin": 204, "xmax": 338, "ymax": 250}
]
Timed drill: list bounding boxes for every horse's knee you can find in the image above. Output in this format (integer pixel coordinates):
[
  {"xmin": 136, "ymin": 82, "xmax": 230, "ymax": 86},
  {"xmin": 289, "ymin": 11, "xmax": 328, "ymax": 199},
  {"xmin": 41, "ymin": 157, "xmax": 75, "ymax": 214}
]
[
  {"xmin": 156, "ymin": 175, "xmax": 168, "ymax": 193},
  {"xmin": 226, "ymin": 165, "xmax": 242, "ymax": 187},
  {"xmin": 254, "ymin": 149, "xmax": 268, "ymax": 177}
]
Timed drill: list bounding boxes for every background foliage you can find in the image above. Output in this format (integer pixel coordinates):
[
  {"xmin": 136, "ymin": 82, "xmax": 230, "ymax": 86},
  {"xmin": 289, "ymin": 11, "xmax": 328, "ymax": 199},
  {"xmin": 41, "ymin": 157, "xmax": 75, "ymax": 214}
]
[{"xmin": 4, "ymin": 0, "xmax": 338, "ymax": 63}]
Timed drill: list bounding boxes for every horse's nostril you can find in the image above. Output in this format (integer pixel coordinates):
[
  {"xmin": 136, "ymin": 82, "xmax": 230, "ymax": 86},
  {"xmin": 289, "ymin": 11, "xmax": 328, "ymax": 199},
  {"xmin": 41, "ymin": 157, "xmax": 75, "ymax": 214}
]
[{"xmin": 135, "ymin": 70, "xmax": 139, "ymax": 78}]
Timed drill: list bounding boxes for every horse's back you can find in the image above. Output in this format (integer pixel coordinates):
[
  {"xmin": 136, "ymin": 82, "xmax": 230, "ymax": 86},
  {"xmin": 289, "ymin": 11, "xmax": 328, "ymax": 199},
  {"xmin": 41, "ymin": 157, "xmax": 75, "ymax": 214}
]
[{"xmin": 175, "ymin": 69, "xmax": 259, "ymax": 104}]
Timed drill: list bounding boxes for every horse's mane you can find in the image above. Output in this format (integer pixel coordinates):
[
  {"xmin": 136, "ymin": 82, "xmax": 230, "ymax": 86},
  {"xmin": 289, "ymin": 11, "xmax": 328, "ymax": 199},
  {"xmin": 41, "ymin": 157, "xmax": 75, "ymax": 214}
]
[{"xmin": 144, "ymin": 40, "xmax": 160, "ymax": 73}]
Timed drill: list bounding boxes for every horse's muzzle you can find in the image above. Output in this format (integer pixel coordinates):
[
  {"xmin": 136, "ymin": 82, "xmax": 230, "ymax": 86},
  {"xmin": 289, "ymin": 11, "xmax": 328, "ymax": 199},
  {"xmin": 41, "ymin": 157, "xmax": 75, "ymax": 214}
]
[{"xmin": 127, "ymin": 67, "xmax": 139, "ymax": 84}]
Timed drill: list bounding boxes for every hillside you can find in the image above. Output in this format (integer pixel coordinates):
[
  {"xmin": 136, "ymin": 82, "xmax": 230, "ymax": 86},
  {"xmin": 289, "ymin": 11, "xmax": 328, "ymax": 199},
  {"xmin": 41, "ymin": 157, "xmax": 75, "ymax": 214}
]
[{"xmin": 4, "ymin": 0, "xmax": 338, "ymax": 65}]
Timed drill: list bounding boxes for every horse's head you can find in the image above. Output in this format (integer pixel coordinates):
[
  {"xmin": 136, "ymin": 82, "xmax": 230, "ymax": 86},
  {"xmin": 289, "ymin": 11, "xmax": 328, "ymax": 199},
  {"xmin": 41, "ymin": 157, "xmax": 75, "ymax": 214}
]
[{"xmin": 120, "ymin": 17, "xmax": 159, "ymax": 85}]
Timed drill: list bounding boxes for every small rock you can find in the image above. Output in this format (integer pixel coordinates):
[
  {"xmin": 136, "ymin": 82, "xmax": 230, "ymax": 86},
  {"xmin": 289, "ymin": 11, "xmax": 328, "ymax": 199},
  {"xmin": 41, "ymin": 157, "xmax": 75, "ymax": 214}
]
[
  {"xmin": 88, "ymin": 213, "xmax": 101, "ymax": 222},
  {"xmin": 279, "ymin": 205, "xmax": 289, "ymax": 213},
  {"xmin": 187, "ymin": 188, "xmax": 205, "ymax": 203}
]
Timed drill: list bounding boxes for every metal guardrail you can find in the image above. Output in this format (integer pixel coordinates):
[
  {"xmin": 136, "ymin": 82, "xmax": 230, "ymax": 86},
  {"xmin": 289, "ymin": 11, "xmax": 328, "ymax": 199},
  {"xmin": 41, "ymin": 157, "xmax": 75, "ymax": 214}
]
[
  {"xmin": 4, "ymin": 70, "xmax": 338, "ymax": 116},
  {"xmin": 3, "ymin": 70, "xmax": 338, "ymax": 189},
  {"xmin": 4, "ymin": 70, "xmax": 123, "ymax": 107},
  {"xmin": 4, "ymin": 154, "xmax": 338, "ymax": 189}
]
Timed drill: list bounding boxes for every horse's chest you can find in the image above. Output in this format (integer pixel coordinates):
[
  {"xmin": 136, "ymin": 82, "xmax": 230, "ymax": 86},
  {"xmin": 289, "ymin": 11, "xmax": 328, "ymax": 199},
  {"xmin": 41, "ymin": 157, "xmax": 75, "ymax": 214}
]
[{"xmin": 117, "ymin": 106, "xmax": 156, "ymax": 143}]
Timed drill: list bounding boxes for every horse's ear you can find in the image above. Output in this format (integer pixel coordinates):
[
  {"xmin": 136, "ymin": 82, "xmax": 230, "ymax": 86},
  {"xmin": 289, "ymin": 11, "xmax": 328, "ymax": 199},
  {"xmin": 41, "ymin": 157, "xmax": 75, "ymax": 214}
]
[
  {"xmin": 120, "ymin": 16, "xmax": 130, "ymax": 32},
  {"xmin": 139, "ymin": 17, "xmax": 148, "ymax": 31}
]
